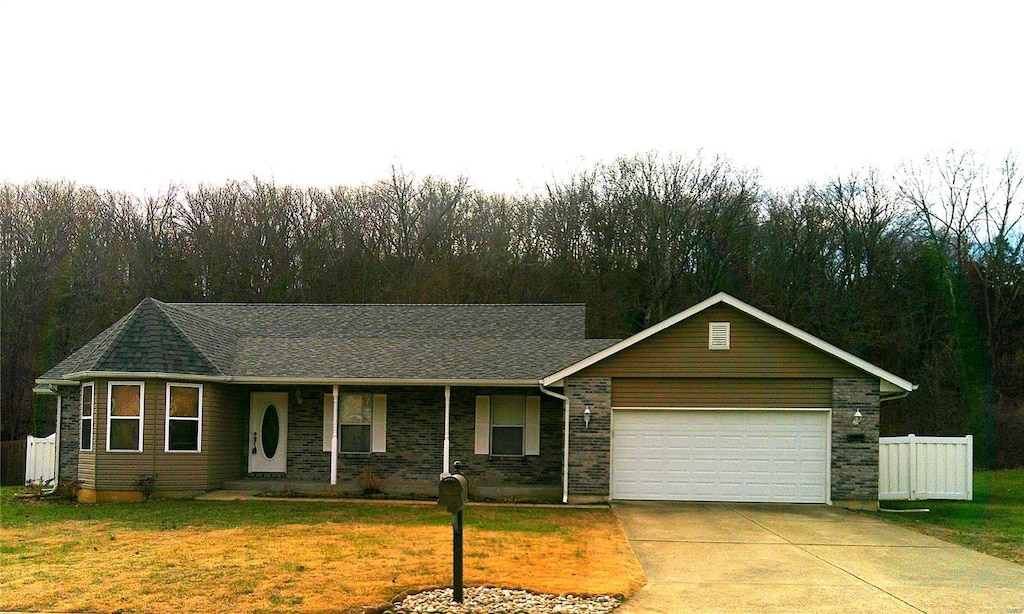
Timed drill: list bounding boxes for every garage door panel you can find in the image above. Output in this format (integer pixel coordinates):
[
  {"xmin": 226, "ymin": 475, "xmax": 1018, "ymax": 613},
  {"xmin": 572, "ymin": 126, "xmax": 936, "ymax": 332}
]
[{"xmin": 612, "ymin": 409, "xmax": 828, "ymax": 503}]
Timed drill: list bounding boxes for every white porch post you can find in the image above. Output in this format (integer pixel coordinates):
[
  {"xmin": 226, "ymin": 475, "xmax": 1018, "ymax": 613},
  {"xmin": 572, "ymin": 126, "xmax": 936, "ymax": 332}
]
[
  {"xmin": 330, "ymin": 385, "xmax": 339, "ymax": 485},
  {"xmin": 443, "ymin": 385, "xmax": 451, "ymax": 475}
]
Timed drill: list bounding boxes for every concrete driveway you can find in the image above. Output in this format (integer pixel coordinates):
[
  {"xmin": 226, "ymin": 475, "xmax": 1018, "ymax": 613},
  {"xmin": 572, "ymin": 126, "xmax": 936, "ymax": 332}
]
[{"xmin": 613, "ymin": 502, "xmax": 1024, "ymax": 614}]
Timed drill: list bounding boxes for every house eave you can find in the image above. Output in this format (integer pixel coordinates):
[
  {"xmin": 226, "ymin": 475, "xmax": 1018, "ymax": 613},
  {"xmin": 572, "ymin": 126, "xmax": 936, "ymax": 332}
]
[
  {"xmin": 52, "ymin": 371, "xmax": 541, "ymax": 388},
  {"xmin": 59, "ymin": 371, "xmax": 232, "ymax": 383},
  {"xmin": 230, "ymin": 376, "xmax": 542, "ymax": 387},
  {"xmin": 33, "ymin": 378, "xmax": 77, "ymax": 390}
]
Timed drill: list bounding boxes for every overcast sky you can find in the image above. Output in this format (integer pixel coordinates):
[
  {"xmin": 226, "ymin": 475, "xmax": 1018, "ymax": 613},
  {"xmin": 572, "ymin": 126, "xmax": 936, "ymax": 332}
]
[{"xmin": 2, "ymin": 1, "xmax": 1021, "ymax": 197}]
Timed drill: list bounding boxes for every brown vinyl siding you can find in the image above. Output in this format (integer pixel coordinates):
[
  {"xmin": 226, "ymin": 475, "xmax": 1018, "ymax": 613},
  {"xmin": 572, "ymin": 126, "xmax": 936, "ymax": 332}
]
[
  {"xmin": 205, "ymin": 383, "xmax": 243, "ymax": 487},
  {"xmin": 612, "ymin": 378, "xmax": 833, "ymax": 408},
  {"xmin": 581, "ymin": 304, "xmax": 864, "ymax": 379},
  {"xmin": 92, "ymin": 379, "xmax": 213, "ymax": 492},
  {"xmin": 78, "ymin": 452, "xmax": 96, "ymax": 489},
  {"xmin": 89, "ymin": 380, "xmax": 107, "ymax": 489},
  {"xmin": 95, "ymin": 379, "xmax": 150, "ymax": 490},
  {"xmin": 153, "ymin": 385, "xmax": 207, "ymax": 490}
]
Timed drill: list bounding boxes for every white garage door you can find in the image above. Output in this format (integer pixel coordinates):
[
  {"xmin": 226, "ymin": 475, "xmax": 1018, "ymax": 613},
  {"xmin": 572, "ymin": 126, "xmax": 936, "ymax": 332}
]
[{"xmin": 612, "ymin": 409, "xmax": 829, "ymax": 503}]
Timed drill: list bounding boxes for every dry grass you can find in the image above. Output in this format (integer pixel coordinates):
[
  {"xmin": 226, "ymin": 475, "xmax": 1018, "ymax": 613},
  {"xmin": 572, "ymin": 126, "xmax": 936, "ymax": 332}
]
[{"xmin": 0, "ymin": 501, "xmax": 644, "ymax": 614}]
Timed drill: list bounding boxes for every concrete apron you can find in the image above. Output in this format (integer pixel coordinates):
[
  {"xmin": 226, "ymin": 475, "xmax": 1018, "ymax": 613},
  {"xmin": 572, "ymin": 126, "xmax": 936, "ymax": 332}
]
[{"xmin": 613, "ymin": 501, "xmax": 1024, "ymax": 614}]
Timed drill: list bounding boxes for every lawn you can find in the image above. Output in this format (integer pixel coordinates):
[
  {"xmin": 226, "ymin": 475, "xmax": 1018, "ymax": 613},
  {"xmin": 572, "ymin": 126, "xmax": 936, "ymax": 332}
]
[
  {"xmin": 0, "ymin": 489, "xmax": 645, "ymax": 614},
  {"xmin": 875, "ymin": 469, "xmax": 1024, "ymax": 565}
]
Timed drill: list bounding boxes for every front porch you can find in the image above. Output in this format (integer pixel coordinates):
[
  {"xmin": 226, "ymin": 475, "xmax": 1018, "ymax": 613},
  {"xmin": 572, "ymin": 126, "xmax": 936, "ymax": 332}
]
[{"xmin": 246, "ymin": 384, "xmax": 566, "ymax": 502}]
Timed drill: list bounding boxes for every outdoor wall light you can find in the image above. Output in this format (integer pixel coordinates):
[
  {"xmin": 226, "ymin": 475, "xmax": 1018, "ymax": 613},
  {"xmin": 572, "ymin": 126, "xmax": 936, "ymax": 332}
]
[
  {"xmin": 852, "ymin": 410, "xmax": 863, "ymax": 426},
  {"xmin": 584, "ymin": 404, "xmax": 592, "ymax": 428}
]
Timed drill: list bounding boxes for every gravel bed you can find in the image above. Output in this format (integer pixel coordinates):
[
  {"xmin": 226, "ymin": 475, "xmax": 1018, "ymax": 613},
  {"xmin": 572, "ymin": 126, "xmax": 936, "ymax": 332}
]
[{"xmin": 388, "ymin": 587, "xmax": 622, "ymax": 613}]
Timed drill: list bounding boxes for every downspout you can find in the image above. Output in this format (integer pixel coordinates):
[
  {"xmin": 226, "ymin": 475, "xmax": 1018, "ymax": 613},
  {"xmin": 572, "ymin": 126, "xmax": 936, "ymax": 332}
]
[
  {"xmin": 54, "ymin": 393, "xmax": 61, "ymax": 489},
  {"xmin": 540, "ymin": 384, "xmax": 570, "ymax": 504},
  {"xmin": 330, "ymin": 385, "xmax": 339, "ymax": 485},
  {"xmin": 443, "ymin": 385, "xmax": 451, "ymax": 475}
]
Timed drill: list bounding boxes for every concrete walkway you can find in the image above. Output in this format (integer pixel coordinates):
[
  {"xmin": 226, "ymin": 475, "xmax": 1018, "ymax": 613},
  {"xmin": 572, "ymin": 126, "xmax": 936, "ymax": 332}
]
[{"xmin": 613, "ymin": 501, "xmax": 1024, "ymax": 614}]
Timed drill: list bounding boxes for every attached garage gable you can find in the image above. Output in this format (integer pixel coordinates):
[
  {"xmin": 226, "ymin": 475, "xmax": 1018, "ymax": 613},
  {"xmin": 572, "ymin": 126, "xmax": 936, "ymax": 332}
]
[
  {"xmin": 550, "ymin": 293, "xmax": 916, "ymax": 505},
  {"xmin": 578, "ymin": 303, "xmax": 864, "ymax": 381}
]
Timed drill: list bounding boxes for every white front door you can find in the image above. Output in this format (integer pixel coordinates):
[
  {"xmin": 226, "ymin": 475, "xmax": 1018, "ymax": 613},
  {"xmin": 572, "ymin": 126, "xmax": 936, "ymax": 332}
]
[{"xmin": 249, "ymin": 392, "xmax": 288, "ymax": 473}]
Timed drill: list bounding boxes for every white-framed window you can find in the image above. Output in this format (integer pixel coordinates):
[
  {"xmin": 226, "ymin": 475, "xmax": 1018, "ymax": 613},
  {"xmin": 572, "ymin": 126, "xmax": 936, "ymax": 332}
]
[
  {"xmin": 107, "ymin": 381, "xmax": 144, "ymax": 452},
  {"xmin": 80, "ymin": 383, "xmax": 95, "ymax": 452},
  {"xmin": 323, "ymin": 393, "xmax": 387, "ymax": 454},
  {"xmin": 491, "ymin": 395, "xmax": 526, "ymax": 455},
  {"xmin": 165, "ymin": 383, "xmax": 202, "ymax": 452},
  {"xmin": 474, "ymin": 395, "xmax": 540, "ymax": 456},
  {"xmin": 341, "ymin": 393, "xmax": 373, "ymax": 453}
]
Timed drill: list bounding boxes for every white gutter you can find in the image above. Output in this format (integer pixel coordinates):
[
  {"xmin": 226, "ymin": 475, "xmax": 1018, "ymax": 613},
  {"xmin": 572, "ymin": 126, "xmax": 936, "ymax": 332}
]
[
  {"xmin": 442, "ymin": 385, "xmax": 451, "ymax": 475},
  {"xmin": 881, "ymin": 390, "xmax": 911, "ymax": 402},
  {"xmin": 330, "ymin": 385, "xmax": 339, "ymax": 485},
  {"xmin": 35, "ymin": 380, "xmax": 67, "ymax": 388},
  {"xmin": 539, "ymin": 384, "xmax": 570, "ymax": 504},
  {"xmin": 53, "ymin": 372, "xmax": 540, "ymax": 388}
]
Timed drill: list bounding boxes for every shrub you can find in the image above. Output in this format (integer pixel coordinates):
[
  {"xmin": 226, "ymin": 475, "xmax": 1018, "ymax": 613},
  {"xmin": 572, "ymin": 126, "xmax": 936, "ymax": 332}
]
[
  {"xmin": 134, "ymin": 475, "xmax": 156, "ymax": 499},
  {"xmin": 358, "ymin": 469, "xmax": 386, "ymax": 495}
]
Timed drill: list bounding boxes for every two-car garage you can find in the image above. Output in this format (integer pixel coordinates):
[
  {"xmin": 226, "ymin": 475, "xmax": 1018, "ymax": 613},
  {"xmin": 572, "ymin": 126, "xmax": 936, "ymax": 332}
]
[
  {"xmin": 542, "ymin": 293, "xmax": 916, "ymax": 506},
  {"xmin": 611, "ymin": 409, "xmax": 830, "ymax": 503}
]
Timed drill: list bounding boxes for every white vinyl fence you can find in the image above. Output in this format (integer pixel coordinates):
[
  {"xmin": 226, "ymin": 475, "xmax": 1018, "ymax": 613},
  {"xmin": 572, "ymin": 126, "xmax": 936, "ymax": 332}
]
[
  {"xmin": 878, "ymin": 434, "xmax": 973, "ymax": 501},
  {"xmin": 25, "ymin": 433, "xmax": 56, "ymax": 486}
]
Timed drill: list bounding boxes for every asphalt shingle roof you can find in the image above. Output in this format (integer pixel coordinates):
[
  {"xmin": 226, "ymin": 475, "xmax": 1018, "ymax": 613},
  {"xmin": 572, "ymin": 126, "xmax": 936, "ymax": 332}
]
[{"xmin": 38, "ymin": 299, "xmax": 618, "ymax": 383}]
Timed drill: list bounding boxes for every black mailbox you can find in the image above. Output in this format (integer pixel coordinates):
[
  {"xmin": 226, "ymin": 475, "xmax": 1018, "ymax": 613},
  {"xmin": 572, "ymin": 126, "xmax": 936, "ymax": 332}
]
[
  {"xmin": 439, "ymin": 465, "xmax": 469, "ymax": 603},
  {"xmin": 438, "ymin": 473, "xmax": 468, "ymax": 514}
]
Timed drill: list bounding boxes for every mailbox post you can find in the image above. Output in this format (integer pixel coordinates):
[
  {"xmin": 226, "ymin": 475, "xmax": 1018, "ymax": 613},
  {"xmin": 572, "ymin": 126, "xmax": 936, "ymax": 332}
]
[{"xmin": 438, "ymin": 461, "xmax": 468, "ymax": 603}]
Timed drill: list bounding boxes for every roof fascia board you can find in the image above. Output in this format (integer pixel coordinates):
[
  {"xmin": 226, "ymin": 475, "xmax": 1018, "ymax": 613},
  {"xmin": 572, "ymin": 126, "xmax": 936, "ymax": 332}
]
[
  {"xmin": 56, "ymin": 371, "xmax": 539, "ymax": 387},
  {"xmin": 35, "ymin": 378, "xmax": 76, "ymax": 387},
  {"xmin": 228, "ymin": 377, "xmax": 541, "ymax": 387},
  {"xmin": 542, "ymin": 292, "xmax": 917, "ymax": 392},
  {"xmin": 62, "ymin": 371, "xmax": 233, "ymax": 383}
]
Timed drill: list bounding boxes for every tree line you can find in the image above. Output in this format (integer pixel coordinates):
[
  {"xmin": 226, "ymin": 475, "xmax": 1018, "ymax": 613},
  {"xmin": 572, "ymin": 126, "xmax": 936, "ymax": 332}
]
[{"xmin": 2, "ymin": 152, "xmax": 1021, "ymax": 467}]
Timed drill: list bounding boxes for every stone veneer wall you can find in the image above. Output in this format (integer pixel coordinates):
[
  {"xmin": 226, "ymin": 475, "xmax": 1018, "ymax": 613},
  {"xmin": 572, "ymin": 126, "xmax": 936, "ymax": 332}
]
[
  {"xmin": 565, "ymin": 376, "xmax": 611, "ymax": 498},
  {"xmin": 286, "ymin": 386, "xmax": 444, "ymax": 491},
  {"xmin": 285, "ymin": 385, "xmax": 563, "ymax": 496},
  {"xmin": 831, "ymin": 378, "xmax": 880, "ymax": 501},
  {"xmin": 57, "ymin": 386, "xmax": 81, "ymax": 484},
  {"xmin": 448, "ymin": 387, "xmax": 563, "ymax": 495}
]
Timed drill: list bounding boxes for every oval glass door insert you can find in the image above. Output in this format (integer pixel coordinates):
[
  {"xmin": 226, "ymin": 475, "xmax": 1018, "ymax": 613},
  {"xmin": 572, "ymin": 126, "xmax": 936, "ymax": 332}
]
[{"xmin": 261, "ymin": 405, "xmax": 280, "ymax": 459}]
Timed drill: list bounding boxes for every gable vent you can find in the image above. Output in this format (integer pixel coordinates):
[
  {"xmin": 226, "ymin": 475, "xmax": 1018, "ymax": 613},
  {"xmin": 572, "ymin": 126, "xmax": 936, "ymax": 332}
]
[{"xmin": 709, "ymin": 322, "xmax": 730, "ymax": 350}]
